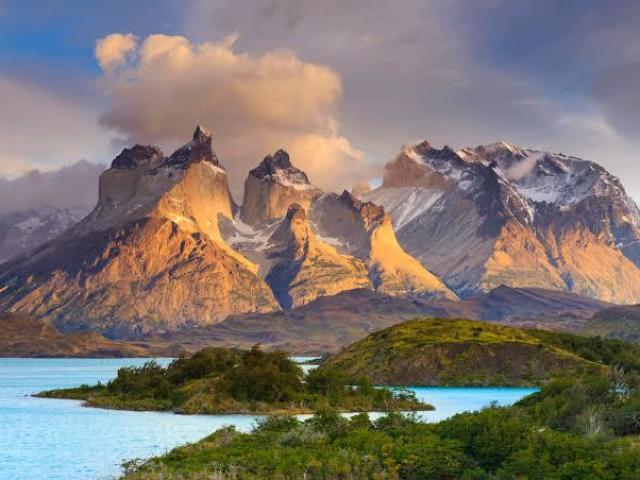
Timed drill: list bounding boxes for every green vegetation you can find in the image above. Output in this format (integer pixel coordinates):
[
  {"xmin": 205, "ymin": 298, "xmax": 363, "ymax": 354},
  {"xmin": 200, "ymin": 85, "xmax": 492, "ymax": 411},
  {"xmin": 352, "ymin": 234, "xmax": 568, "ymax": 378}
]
[
  {"xmin": 319, "ymin": 318, "xmax": 639, "ymax": 386},
  {"xmin": 121, "ymin": 368, "xmax": 640, "ymax": 479},
  {"xmin": 39, "ymin": 317, "xmax": 640, "ymax": 478},
  {"xmin": 38, "ymin": 346, "xmax": 429, "ymax": 414},
  {"xmin": 584, "ymin": 305, "xmax": 640, "ymax": 343}
]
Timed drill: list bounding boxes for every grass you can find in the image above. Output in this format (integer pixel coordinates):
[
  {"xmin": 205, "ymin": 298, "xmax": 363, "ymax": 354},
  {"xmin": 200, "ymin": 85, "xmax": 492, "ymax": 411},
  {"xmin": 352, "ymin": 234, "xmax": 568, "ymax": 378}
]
[{"xmin": 319, "ymin": 318, "xmax": 619, "ymax": 387}]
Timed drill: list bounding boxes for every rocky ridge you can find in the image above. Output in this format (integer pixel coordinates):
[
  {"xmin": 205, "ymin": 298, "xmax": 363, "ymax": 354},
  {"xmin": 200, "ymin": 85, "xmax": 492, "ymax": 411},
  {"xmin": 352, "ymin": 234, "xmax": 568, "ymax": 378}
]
[
  {"xmin": 2, "ymin": 127, "xmax": 639, "ymax": 341},
  {"xmin": 365, "ymin": 140, "xmax": 640, "ymax": 303},
  {"xmin": 0, "ymin": 127, "xmax": 278, "ymax": 337},
  {"xmin": 225, "ymin": 157, "xmax": 457, "ymax": 307}
]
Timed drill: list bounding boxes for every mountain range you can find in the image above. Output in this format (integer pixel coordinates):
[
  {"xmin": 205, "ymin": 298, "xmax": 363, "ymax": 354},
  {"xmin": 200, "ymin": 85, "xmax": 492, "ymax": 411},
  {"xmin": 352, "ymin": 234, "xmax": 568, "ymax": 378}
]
[
  {"xmin": 0, "ymin": 160, "xmax": 104, "ymax": 262},
  {"xmin": 365, "ymin": 140, "xmax": 640, "ymax": 303},
  {"xmin": 0, "ymin": 126, "xmax": 638, "ymax": 341}
]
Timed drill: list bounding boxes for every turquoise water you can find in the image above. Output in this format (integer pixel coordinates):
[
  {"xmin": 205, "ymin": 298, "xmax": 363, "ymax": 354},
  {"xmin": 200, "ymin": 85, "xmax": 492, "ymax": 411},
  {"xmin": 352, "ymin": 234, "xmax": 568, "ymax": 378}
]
[{"xmin": 0, "ymin": 358, "xmax": 537, "ymax": 480}]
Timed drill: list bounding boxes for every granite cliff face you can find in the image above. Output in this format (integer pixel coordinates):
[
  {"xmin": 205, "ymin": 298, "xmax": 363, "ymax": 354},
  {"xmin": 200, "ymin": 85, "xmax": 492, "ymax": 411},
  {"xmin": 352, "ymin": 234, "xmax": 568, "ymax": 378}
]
[
  {"xmin": 264, "ymin": 203, "xmax": 371, "ymax": 308},
  {"xmin": 225, "ymin": 154, "xmax": 456, "ymax": 307},
  {"xmin": 365, "ymin": 140, "xmax": 640, "ymax": 303},
  {"xmin": 240, "ymin": 150, "xmax": 321, "ymax": 225},
  {"xmin": 3, "ymin": 128, "xmax": 640, "ymax": 341},
  {"xmin": 0, "ymin": 127, "xmax": 278, "ymax": 337},
  {"xmin": 309, "ymin": 191, "xmax": 457, "ymax": 299}
]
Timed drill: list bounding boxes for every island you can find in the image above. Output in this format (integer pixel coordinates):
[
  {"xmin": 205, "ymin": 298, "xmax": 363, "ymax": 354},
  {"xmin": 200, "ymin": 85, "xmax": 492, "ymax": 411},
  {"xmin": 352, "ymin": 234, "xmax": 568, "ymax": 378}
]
[
  {"xmin": 319, "ymin": 318, "xmax": 612, "ymax": 386},
  {"xmin": 37, "ymin": 345, "xmax": 430, "ymax": 414},
  {"xmin": 117, "ymin": 318, "xmax": 640, "ymax": 479}
]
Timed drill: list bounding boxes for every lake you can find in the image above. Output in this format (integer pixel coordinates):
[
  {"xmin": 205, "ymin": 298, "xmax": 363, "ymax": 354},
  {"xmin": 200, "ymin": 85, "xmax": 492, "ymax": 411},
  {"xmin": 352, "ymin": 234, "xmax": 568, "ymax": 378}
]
[{"xmin": 0, "ymin": 358, "xmax": 538, "ymax": 480}]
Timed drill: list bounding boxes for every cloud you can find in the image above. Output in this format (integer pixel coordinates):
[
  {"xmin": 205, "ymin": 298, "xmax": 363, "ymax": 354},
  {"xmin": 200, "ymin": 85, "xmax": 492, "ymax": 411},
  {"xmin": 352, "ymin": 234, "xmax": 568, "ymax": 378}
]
[
  {"xmin": 0, "ymin": 76, "xmax": 112, "ymax": 176},
  {"xmin": 594, "ymin": 61, "xmax": 640, "ymax": 139},
  {"xmin": 0, "ymin": 160, "xmax": 104, "ymax": 214},
  {"xmin": 504, "ymin": 152, "xmax": 544, "ymax": 181},
  {"xmin": 95, "ymin": 33, "xmax": 137, "ymax": 71},
  {"xmin": 179, "ymin": 0, "xmax": 640, "ymax": 203},
  {"xmin": 96, "ymin": 33, "xmax": 368, "ymax": 196}
]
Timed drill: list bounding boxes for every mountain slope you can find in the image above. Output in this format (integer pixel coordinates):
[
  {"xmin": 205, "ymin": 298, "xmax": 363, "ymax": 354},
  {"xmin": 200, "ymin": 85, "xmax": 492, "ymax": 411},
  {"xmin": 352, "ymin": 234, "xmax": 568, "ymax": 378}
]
[
  {"xmin": 0, "ymin": 312, "xmax": 159, "ymax": 357},
  {"xmin": 264, "ymin": 203, "xmax": 371, "ymax": 308},
  {"xmin": 320, "ymin": 318, "xmax": 605, "ymax": 386},
  {"xmin": 584, "ymin": 304, "xmax": 640, "ymax": 342},
  {"xmin": 0, "ymin": 160, "xmax": 104, "ymax": 262},
  {"xmin": 0, "ymin": 126, "xmax": 278, "ymax": 337},
  {"xmin": 0, "ymin": 207, "xmax": 86, "ymax": 263},
  {"xmin": 365, "ymin": 140, "xmax": 640, "ymax": 303},
  {"xmin": 136, "ymin": 287, "xmax": 608, "ymax": 355},
  {"xmin": 310, "ymin": 191, "xmax": 457, "ymax": 299},
  {"xmin": 225, "ymin": 152, "xmax": 456, "ymax": 307}
]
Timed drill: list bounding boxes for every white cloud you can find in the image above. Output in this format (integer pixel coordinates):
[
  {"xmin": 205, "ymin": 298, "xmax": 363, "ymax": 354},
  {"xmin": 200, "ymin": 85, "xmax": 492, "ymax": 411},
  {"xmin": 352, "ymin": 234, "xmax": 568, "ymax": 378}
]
[
  {"xmin": 96, "ymin": 33, "xmax": 368, "ymax": 196},
  {"xmin": 95, "ymin": 33, "xmax": 137, "ymax": 71}
]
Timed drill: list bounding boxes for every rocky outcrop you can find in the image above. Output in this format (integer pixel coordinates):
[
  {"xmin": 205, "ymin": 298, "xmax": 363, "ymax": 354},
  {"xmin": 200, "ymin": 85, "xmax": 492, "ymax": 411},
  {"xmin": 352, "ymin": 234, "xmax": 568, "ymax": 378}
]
[
  {"xmin": 310, "ymin": 191, "xmax": 457, "ymax": 299},
  {"xmin": 0, "ymin": 126, "xmax": 278, "ymax": 337},
  {"xmin": 365, "ymin": 140, "xmax": 640, "ymax": 303},
  {"xmin": 226, "ymin": 154, "xmax": 456, "ymax": 306},
  {"xmin": 240, "ymin": 150, "xmax": 321, "ymax": 225},
  {"xmin": 264, "ymin": 203, "xmax": 371, "ymax": 308}
]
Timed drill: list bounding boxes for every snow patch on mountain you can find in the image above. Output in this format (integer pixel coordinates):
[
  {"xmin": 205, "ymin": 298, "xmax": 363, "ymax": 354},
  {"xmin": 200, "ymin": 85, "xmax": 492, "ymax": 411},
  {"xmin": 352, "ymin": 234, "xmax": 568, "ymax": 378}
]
[
  {"xmin": 365, "ymin": 187, "xmax": 443, "ymax": 230},
  {"xmin": 269, "ymin": 171, "xmax": 316, "ymax": 190}
]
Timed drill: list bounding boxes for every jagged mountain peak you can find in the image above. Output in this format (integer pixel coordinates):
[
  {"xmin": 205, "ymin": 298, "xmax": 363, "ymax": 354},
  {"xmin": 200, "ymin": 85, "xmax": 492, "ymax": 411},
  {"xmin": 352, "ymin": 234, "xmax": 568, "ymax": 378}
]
[
  {"xmin": 412, "ymin": 140, "xmax": 433, "ymax": 155},
  {"xmin": 308, "ymin": 192, "xmax": 458, "ymax": 300},
  {"xmin": 254, "ymin": 149, "xmax": 293, "ymax": 173},
  {"xmin": 241, "ymin": 150, "xmax": 321, "ymax": 225},
  {"xmin": 480, "ymin": 140, "xmax": 523, "ymax": 156},
  {"xmin": 408, "ymin": 140, "xmax": 468, "ymax": 168},
  {"xmin": 72, "ymin": 126, "xmax": 237, "ymax": 241},
  {"xmin": 193, "ymin": 124, "xmax": 212, "ymax": 142},
  {"xmin": 366, "ymin": 137, "xmax": 640, "ymax": 304},
  {"xmin": 284, "ymin": 202, "xmax": 307, "ymax": 223},
  {"xmin": 111, "ymin": 145, "xmax": 164, "ymax": 170},
  {"xmin": 338, "ymin": 190, "xmax": 386, "ymax": 231},
  {"xmin": 0, "ymin": 126, "xmax": 277, "ymax": 336},
  {"xmin": 249, "ymin": 149, "xmax": 313, "ymax": 188},
  {"xmin": 167, "ymin": 124, "xmax": 222, "ymax": 168}
]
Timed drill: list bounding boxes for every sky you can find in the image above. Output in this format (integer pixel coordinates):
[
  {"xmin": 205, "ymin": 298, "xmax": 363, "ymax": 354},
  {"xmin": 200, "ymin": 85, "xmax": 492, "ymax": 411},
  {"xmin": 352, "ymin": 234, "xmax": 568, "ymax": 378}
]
[{"xmin": 1, "ymin": 0, "xmax": 639, "ymax": 200}]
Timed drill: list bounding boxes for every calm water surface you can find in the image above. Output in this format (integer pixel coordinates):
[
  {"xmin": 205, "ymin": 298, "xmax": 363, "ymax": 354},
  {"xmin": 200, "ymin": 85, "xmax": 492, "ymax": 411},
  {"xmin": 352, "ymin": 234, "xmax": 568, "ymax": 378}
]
[{"xmin": 0, "ymin": 358, "xmax": 537, "ymax": 480}]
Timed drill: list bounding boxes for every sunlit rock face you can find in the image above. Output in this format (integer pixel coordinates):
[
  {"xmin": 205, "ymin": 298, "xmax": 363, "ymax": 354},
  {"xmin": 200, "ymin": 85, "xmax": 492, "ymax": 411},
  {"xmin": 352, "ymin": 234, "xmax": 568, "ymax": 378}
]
[
  {"xmin": 5, "ymin": 124, "xmax": 637, "ymax": 341},
  {"xmin": 263, "ymin": 203, "xmax": 372, "ymax": 309},
  {"xmin": 0, "ymin": 126, "xmax": 278, "ymax": 338},
  {"xmin": 309, "ymin": 191, "xmax": 457, "ymax": 300},
  {"xmin": 226, "ymin": 154, "xmax": 457, "ymax": 308},
  {"xmin": 366, "ymin": 140, "xmax": 640, "ymax": 303},
  {"xmin": 240, "ymin": 149, "xmax": 322, "ymax": 226}
]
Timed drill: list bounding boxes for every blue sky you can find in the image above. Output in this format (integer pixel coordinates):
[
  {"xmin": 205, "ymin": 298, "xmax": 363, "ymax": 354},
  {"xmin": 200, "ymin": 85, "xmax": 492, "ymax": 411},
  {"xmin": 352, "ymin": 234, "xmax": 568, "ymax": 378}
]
[{"xmin": 1, "ymin": 0, "xmax": 639, "ymax": 199}]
